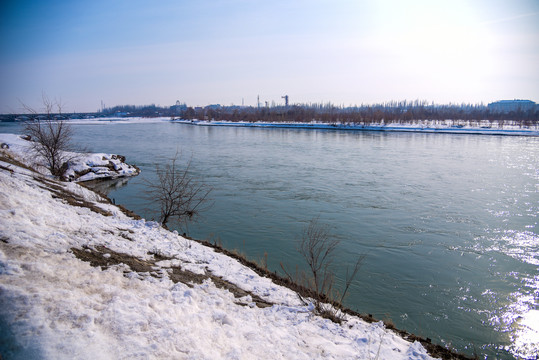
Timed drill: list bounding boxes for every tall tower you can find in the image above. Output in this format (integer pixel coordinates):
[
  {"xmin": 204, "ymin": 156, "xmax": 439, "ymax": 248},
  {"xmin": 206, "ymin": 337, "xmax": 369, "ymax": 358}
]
[{"xmin": 281, "ymin": 95, "xmax": 289, "ymax": 107}]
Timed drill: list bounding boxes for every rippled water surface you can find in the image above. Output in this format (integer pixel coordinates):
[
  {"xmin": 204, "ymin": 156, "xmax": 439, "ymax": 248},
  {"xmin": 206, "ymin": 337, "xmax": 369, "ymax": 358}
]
[{"xmin": 2, "ymin": 121, "xmax": 538, "ymax": 359}]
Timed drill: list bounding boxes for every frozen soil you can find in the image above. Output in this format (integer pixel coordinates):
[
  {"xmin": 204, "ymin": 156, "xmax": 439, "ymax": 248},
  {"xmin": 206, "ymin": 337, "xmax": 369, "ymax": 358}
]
[{"xmin": 71, "ymin": 245, "xmax": 273, "ymax": 309}]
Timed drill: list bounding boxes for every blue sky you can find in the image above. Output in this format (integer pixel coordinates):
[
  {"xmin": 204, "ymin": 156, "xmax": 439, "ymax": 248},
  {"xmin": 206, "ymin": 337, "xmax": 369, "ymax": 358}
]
[{"xmin": 1, "ymin": 0, "xmax": 538, "ymax": 113}]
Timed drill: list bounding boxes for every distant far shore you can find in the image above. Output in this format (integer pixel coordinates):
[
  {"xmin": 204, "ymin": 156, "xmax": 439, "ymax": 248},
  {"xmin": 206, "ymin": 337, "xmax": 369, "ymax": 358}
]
[
  {"xmin": 173, "ymin": 119, "xmax": 539, "ymax": 136},
  {"xmin": 2, "ymin": 115, "xmax": 537, "ymax": 136}
]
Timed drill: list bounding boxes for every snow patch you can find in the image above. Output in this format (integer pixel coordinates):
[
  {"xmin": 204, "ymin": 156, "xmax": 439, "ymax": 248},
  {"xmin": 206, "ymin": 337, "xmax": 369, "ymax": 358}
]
[{"xmin": 0, "ymin": 133, "xmax": 140, "ymax": 182}]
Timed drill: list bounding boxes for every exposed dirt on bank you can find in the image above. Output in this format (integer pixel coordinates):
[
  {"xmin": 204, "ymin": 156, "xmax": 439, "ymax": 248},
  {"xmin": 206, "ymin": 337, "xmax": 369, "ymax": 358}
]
[{"xmin": 71, "ymin": 245, "xmax": 273, "ymax": 309}]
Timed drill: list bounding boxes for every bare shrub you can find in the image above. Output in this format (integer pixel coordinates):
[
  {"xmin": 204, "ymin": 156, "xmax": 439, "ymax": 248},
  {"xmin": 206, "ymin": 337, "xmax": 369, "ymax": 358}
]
[
  {"xmin": 282, "ymin": 216, "xmax": 365, "ymax": 322},
  {"xmin": 299, "ymin": 217, "xmax": 339, "ymax": 299},
  {"xmin": 22, "ymin": 94, "xmax": 75, "ymax": 178},
  {"xmin": 144, "ymin": 151, "xmax": 212, "ymax": 231}
]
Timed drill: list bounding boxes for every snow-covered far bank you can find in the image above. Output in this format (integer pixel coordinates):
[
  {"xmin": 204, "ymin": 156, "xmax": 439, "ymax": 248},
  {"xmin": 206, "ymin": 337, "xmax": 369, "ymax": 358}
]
[
  {"xmin": 0, "ymin": 133, "xmax": 140, "ymax": 182},
  {"xmin": 173, "ymin": 119, "xmax": 539, "ymax": 136},
  {"xmin": 63, "ymin": 116, "xmax": 173, "ymax": 125},
  {"xmin": 5, "ymin": 116, "xmax": 538, "ymax": 135},
  {"xmin": 1, "ymin": 116, "xmax": 174, "ymax": 125},
  {"xmin": 0, "ymin": 146, "xmax": 443, "ymax": 359}
]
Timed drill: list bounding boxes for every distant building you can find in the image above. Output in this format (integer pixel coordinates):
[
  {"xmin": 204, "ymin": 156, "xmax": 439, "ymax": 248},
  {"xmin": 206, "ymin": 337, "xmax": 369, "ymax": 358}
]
[
  {"xmin": 171, "ymin": 101, "xmax": 187, "ymax": 113},
  {"xmin": 487, "ymin": 99, "xmax": 536, "ymax": 113}
]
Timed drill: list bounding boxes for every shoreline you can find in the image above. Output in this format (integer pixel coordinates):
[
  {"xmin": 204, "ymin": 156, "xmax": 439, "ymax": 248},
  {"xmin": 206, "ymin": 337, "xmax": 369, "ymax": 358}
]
[
  {"xmin": 173, "ymin": 119, "xmax": 539, "ymax": 136},
  {"xmin": 188, "ymin": 236, "xmax": 472, "ymax": 360},
  {"xmin": 80, "ymin": 172, "xmax": 475, "ymax": 360},
  {"xmin": 0, "ymin": 145, "xmax": 473, "ymax": 360}
]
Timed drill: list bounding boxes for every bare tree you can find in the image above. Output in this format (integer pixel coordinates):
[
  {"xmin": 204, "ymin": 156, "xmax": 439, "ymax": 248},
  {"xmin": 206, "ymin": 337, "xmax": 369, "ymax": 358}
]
[
  {"xmin": 22, "ymin": 94, "xmax": 75, "ymax": 178},
  {"xmin": 144, "ymin": 152, "xmax": 212, "ymax": 230},
  {"xmin": 299, "ymin": 217, "xmax": 340, "ymax": 298},
  {"xmin": 282, "ymin": 216, "xmax": 365, "ymax": 322}
]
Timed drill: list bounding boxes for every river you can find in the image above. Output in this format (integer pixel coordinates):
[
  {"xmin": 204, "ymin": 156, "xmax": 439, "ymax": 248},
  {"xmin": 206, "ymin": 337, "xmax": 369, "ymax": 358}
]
[{"xmin": 2, "ymin": 119, "xmax": 538, "ymax": 359}]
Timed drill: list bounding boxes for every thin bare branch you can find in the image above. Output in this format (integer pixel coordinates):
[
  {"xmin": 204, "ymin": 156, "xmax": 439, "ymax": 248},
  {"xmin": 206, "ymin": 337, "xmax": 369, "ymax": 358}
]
[
  {"xmin": 143, "ymin": 151, "xmax": 212, "ymax": 231},
  {"xmin": 281, "ymin": 216, "xmax": 366, "ymax": 322}
]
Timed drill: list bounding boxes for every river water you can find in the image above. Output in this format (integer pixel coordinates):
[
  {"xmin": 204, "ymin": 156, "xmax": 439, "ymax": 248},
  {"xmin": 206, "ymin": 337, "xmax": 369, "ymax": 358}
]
[{"xmin": 2, "ymin": 120, "xmax": 538, "ymax": 359}]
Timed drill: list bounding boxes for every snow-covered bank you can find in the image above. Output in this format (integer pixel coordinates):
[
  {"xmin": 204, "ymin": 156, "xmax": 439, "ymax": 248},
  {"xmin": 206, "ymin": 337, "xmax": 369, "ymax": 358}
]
[
  {"xmin": 62, "ymin": 116, "xmax": 173, "ymax": 125},
  {"xmin": 174, "ymin": 119, "xmax": 539, "ymax": 136},
  {"xmin": 0, "ymin": 145, "xmax": 441, "ymax": 359},
  {"xmin": 0, "ymin": 133, "xmax": 140, "ymax": 182}
]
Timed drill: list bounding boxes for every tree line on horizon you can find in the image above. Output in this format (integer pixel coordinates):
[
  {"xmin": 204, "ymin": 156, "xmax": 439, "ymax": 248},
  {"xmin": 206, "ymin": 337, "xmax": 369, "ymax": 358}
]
[
  {"xmin": 103, "ymin": 100, "xmax": 538, "ymax": 126},
  {"xmin": 4, "ymin": 99, "xmax": 537, "ymax": 126}
]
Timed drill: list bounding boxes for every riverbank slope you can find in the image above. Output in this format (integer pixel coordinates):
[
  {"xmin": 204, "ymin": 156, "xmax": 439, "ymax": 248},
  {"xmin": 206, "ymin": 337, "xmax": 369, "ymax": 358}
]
[{"xmin": 0, "ymin": 141, "xmax": 451, "ymax": 359}]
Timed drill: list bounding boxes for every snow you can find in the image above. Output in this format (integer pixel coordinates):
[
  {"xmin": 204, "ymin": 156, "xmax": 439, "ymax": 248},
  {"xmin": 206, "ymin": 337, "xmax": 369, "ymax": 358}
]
[
  {"xmin": 0, "ymin": 133, "xmax": 140, "ymax": 182},
  {"xmin": 0, "ymin": 146, "xmax": 438, "ymax": 359},
  {"xmin": 63, "ymin": 117, "xmax": 173, "ymax": 125},
  {"xmin": 174, "ymin": 119, "xmax": 539, "ymax": 136}
]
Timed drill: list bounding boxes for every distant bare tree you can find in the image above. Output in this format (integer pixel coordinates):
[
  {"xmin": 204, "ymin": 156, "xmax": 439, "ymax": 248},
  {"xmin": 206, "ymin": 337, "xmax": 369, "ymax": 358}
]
[
  {"xmin": 22, "ymin": 94, "xmax": 75, "ymax": 178},
  {"xmin": 144, "ymin": 152, "xmax": 212, "ymax": 230}
]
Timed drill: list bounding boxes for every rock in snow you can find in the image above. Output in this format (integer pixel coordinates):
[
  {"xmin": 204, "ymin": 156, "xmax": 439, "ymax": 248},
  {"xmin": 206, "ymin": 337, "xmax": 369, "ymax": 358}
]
[{"xmin": 0, "ymin": 140, "xmax": 437, "ymax": 360}]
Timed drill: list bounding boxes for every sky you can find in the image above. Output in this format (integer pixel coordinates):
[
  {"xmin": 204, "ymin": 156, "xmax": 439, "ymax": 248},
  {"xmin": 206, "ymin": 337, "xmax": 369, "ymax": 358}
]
[{"xmin": 1, "ymin": 0, "xmax": 538, "ymax": 113}]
